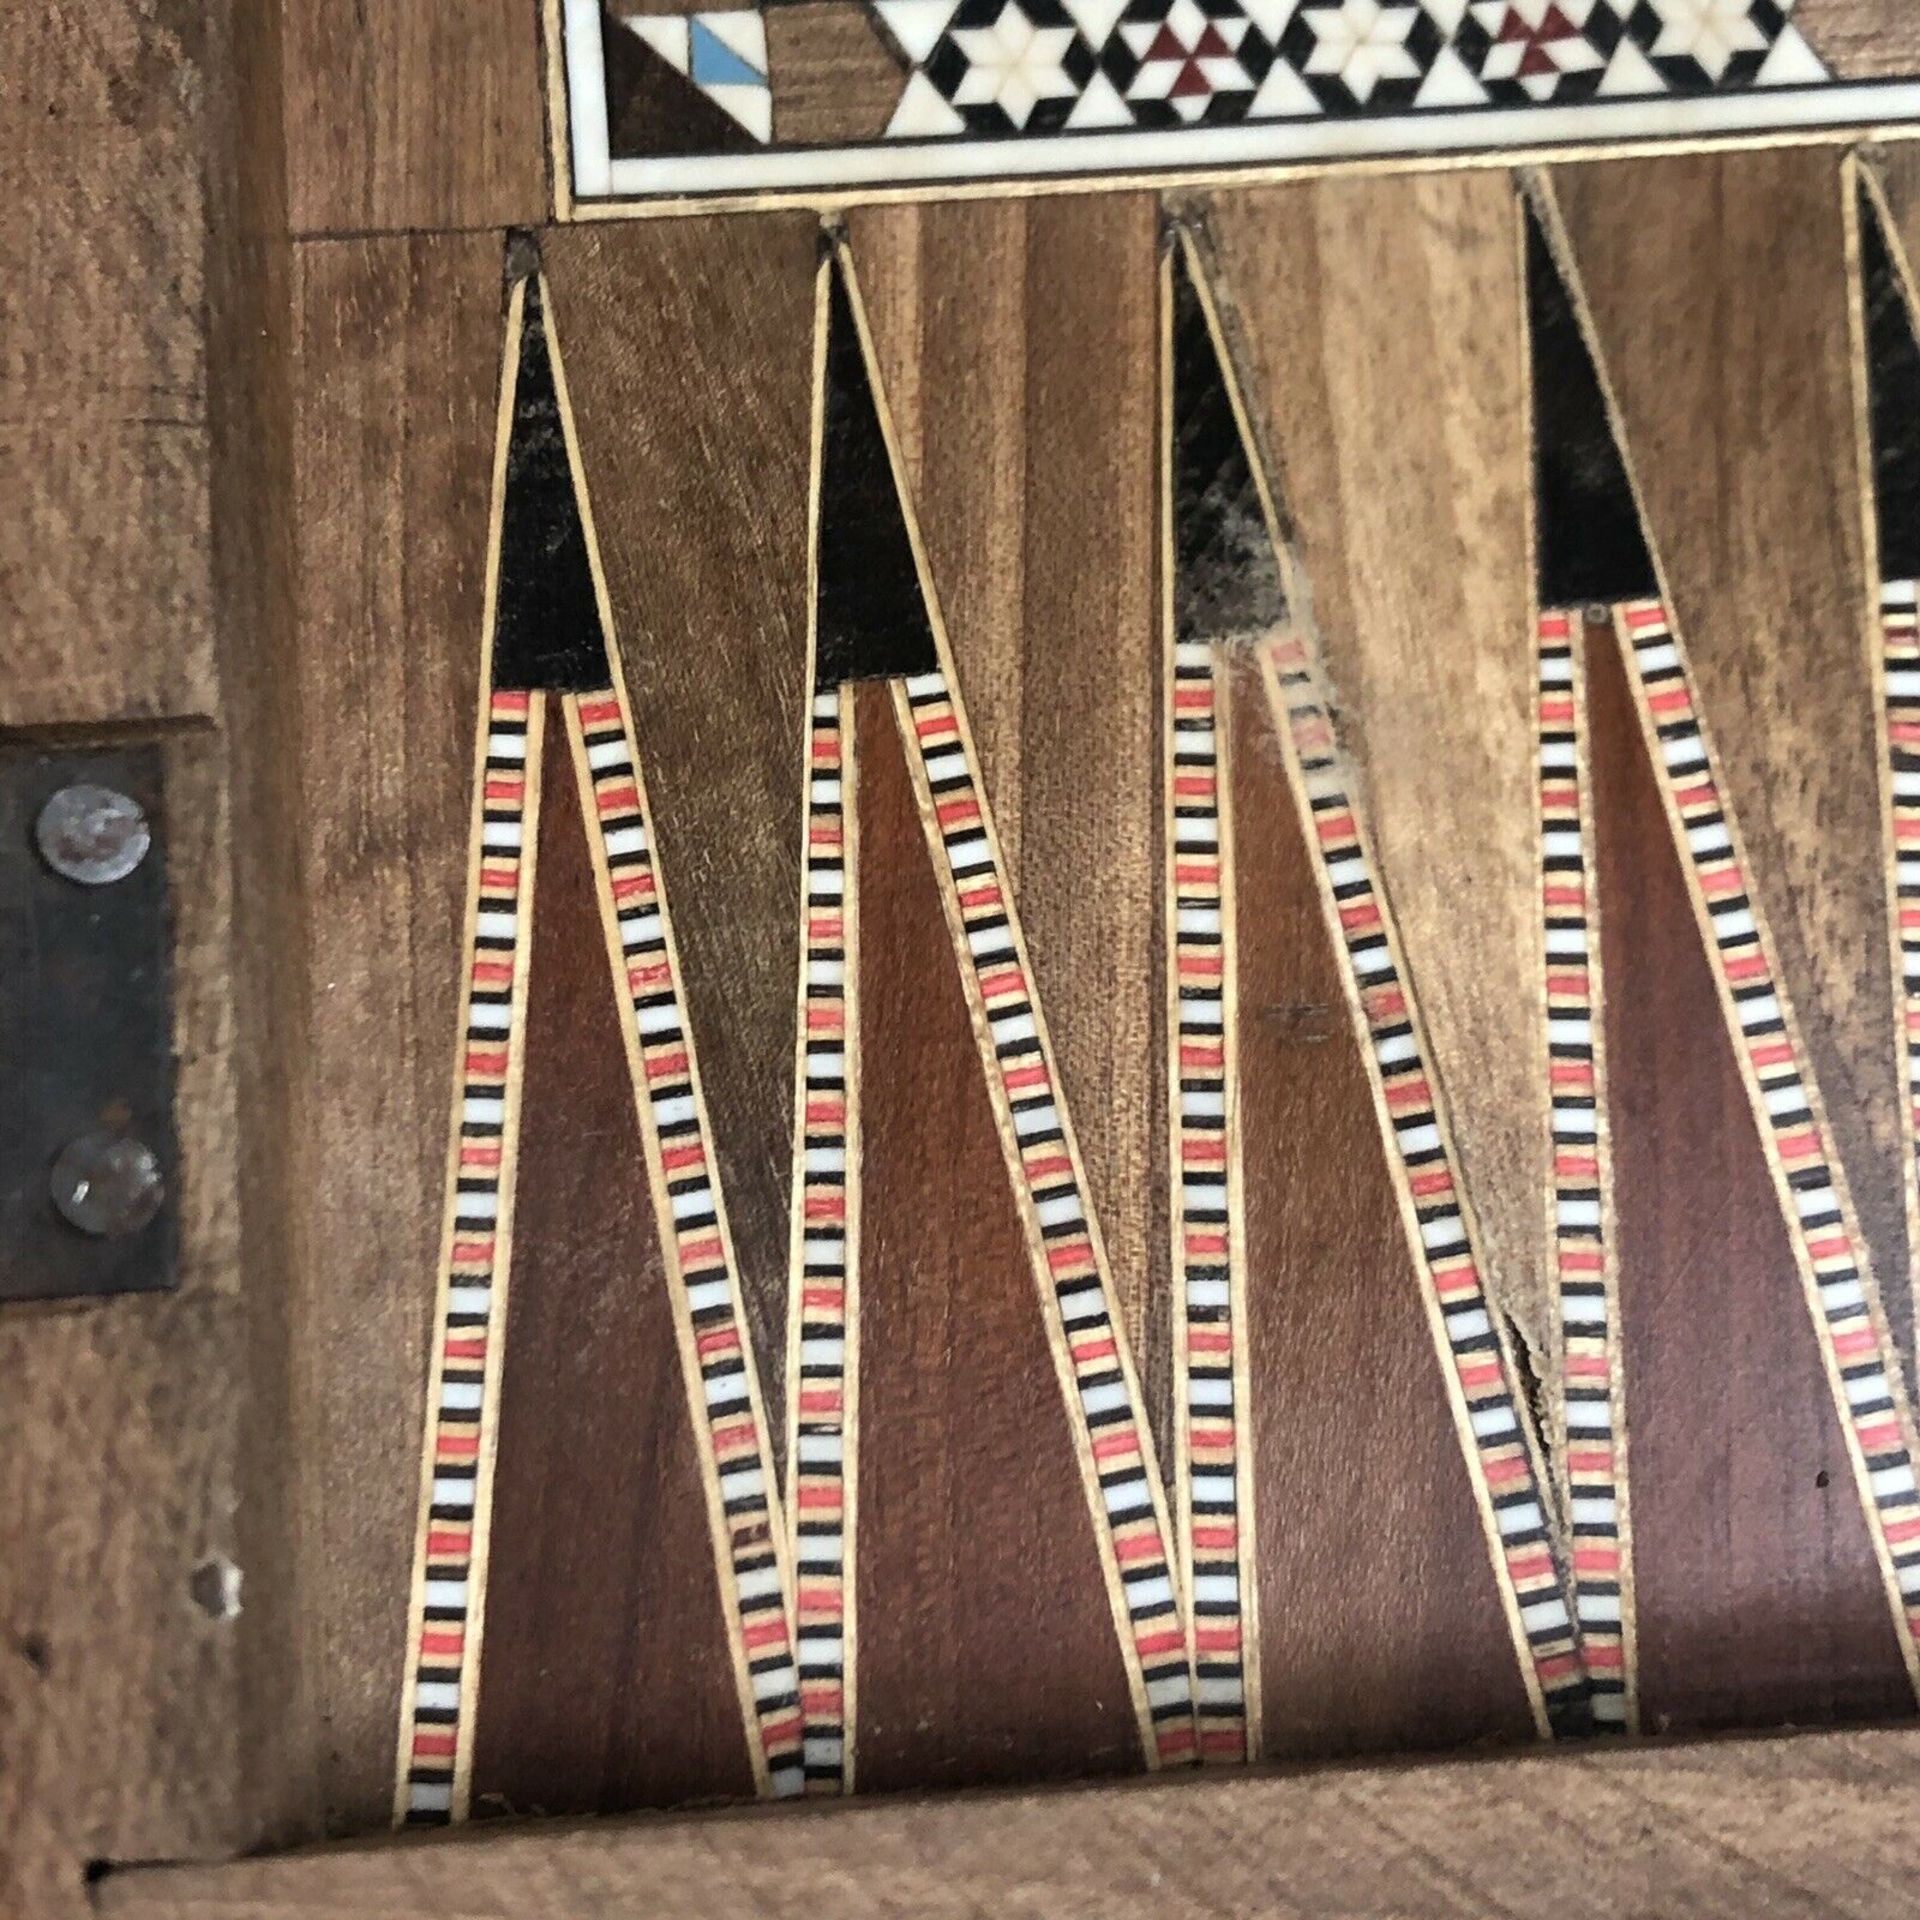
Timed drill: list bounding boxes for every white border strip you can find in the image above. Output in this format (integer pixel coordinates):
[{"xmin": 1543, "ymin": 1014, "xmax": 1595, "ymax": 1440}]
[{"xmin": 560, "ymin": 18, "xmax": 1920, "ymax": 206}]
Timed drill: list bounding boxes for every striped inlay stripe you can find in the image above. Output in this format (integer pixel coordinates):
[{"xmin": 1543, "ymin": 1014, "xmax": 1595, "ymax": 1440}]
[
  {"xmin": 893, "ymin": 668, "xmax": 1198, "ymax": 1768},
  {"xmin": 567, "ymin": 686, "xmax": 808, "ymax": 1798},
  {"xmin": 1168, "ymin": 637, "xmax": 1250, "ymax": 1763},
  {"xmin": 1885, "ymin": 581, "xmax": 1920, "ymax": 1209},
  {"xmin": 1255, "ymin": 633, "xmax": 1589, "ymax": 1737},
  {"xmin": 396, "ymin": 688, "xmax": 545, "ymax": 1825},
  {"xmin": 1538, "ymin": 611, "xmax": 1633, "ymax": 1733},
  {"xmin": 785, "ymin": 683, "xmax": 858, "ymax": 1794},
  {"xmin": 1614, "ymin": 598, "xmax": 1920, "ymax": 1690}
]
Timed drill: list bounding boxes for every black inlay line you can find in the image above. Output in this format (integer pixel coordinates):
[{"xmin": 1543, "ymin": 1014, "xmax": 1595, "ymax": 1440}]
[
  {"xmin": 814, "ymin": 252, "xmax": 940, "ymax": 688},
  {"xmin": 1525, "ymin": 203, "xmax": 1660, "ymax": 611},
  {"xmin": 1860, "ymin": 181, "xmax": 1920, "ymax": 585},
  {"xmin": 1169, "ymin": 231, "xmax": 1288, "ymax": 646},
  {"xmin": 491, "ymin": 268, "xmax": 614, "ymax": 693}
]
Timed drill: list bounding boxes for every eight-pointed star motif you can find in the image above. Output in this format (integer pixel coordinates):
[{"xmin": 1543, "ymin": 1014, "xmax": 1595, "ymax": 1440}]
[
  {"xmin": 1300, "ymin": 0, "xmax": 1425, "ymax": 101},
  {"xmin": 952, "ymin": 1, "xmax": 1083, "ymax": 125},
  {"xmin": 1644, "ymin": 0, "xmax": 1767, "ymax": 80}
]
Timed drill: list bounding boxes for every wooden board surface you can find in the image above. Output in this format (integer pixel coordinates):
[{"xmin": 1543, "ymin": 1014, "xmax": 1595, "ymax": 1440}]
[
  {"xmin": 283, "ymin": 233, "xmax": 503, "ymax": 1838},
  {"xmin": 1548, "ymin": 149, "xmax": 1915, "ymax": 1377},
  {"xmin": 281, "ymin": 0, "xmax": 547, "ymax": 235},
  {"xmin": 99, "ymin": 1719, "xmax": 1920, "ymax": 1920},
  {"xmin": 847, "ymin": 197, "xmax": 1169, "ymax": 1411},
  {"xmin": 1203, "ymin": 175, "xmax": 1557, "ymax": 1392}
]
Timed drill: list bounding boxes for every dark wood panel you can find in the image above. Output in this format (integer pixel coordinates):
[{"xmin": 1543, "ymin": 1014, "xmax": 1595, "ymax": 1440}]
[
  {"xmin": 851, "ymin": 683, "xmax": 1140, "ymax": 1793},
  {"xmin": 282, "ymin": 0, "xmax": 547, "ymax": 234},
  {"xmin": 1231, "ymin": 657, "xmax": 1537, "ymax": 1760},
  {"xmin": 1587, "ymin": 613, "xmax": 1911, "ymax": 1732},
  {"xmin": 471, "ymin": 707, "xmax": 757, "ymax": 1817},
  {"xmin": 286, "ymin": 232, "xmax": 502, "ymax": 1834},
  {"xmin": 544, "ymin": 218, "xmax": 820, "ymax": 1440},
  {"xmin": 847, "ymin": 198, "xmax": 1168, "ymax": 1437},
  {"xmin": 1550, "ymin": 149, "xmax": 1913, "ymax": 1375}
]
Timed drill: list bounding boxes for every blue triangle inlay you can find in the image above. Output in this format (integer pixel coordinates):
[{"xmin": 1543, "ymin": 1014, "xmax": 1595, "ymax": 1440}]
[{"xmin": 689, "ymin": 18, "xmax": 766, "ymax": 90}]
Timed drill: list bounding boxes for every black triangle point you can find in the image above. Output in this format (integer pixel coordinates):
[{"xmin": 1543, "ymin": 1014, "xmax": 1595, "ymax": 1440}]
[
  {"xmin": 490, "ymin": 273, "xmax": 614, "ymax": 693},
  {"xmin": 1860, "ymin": 184, "xmax": 1920, "ymax": 585},
  {"xmin": 814, "ymin": 258, "xmax": 940, "ymax": 689},
  {"xmin": 1526, "ymin": 205, "xmax": 1660, "ymax": 611},
  {"xmin": 1170, "ymin": 237, "xmax": 1288, "ymax": 646}
]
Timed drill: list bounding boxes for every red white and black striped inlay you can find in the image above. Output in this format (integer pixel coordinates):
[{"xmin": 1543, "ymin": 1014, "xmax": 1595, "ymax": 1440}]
[
  {"xmin": 787, "ymin": 685, "xmax": 856, "ymax": 1793},
  {"xmin": 399, "ymin": 688, "xmax": 544, "ymax": 1825},
  {"xmin": 1537, "ymin": 612, "xmax": 1631, "ymax": 1732},
  {"xmin": 1258, "ymin": 633, "xmax": 1590, "ymax": 1737},
  {"xmin": 568, "ymin": 688, "xmax": 808, "ymax": 1799},
  {"xmin": 1884, "ymin": 582, "xmax": 1920, "ymax": 1196},
  {"xmin": 1169, "ymin": 637, "xmax": 1248, "ymax": 1762},
  {"xmin": 895, "ymin": 668, "xmax": 1199, "ymax": 1767},
  {"xmin": 1616, "ymin": 600, "xmax": 1920, "ymax": 1683}
]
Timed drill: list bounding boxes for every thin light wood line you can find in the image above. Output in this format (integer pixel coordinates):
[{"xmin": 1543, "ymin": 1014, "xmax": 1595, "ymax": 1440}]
[{"xmin": 391, "ymin": 272, "xmax": 532, "ymax": 1829}]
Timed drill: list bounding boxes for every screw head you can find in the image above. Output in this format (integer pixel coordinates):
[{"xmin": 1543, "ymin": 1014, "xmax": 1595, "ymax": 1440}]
[
  {"xmin": 49, "ymin": 1133, "xmax": 165, "ymax": 1238},
  {"xmin": 34, "ymin": 784, "xmax": 150, "ymax": 886}
]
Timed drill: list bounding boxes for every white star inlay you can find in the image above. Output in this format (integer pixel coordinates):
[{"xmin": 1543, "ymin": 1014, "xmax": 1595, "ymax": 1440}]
[
  {"xmin": 951, "ymin": 2, "xmax": 1082, "ymax": 124},
  {"xmin": 1301, "ymin": 0, "xmax": 1424, "ymax": 100},
  {"xmin": 1644, "ymin": 0, "xmax": 1767, "ymax": 80}
]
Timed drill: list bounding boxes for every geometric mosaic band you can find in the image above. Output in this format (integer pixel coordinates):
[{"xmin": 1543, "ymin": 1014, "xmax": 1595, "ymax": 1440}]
[{"xmin": 1884, "ymin": 581, "xmax": 1920, "ymax": 1239}]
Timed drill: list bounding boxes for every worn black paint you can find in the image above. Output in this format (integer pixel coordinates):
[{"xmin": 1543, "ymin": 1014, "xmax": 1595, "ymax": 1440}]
[
  {"xmin": 492, "ymin": 273, "xmax": 613, "ymax": 694},
  {"xmin": 1171, "ymin": 240, "xmax": 1287, "ymax": 646},
  {"xmin": 0, "ymin": 746, "xmax": 177, "ymax": 1302},
  {"xmin": 1527, "ymin": 207, "xmax": 1659, "ymax": 611},
  {"xmin": 1861, "ymin": 186, "xmax": 1920, "ymax": 584},
  {"xmin": 815, "ymin": 261, "xmax": 940, "ymax": 688}
]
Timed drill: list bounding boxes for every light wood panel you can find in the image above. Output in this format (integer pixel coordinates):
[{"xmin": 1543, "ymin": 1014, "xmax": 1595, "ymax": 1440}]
[
  {"xmin": 543, "ymin": 219, "xmax": 819, "ymax": 1423},
  {"xmin": 1203, "ymin": 177, "xmax": 1555, "ymax": 1390},
  {"xmin": 847, "ymin": 197, "xmax": 1168, "ymax": 1428},
  {"xmin": 101, "ymin": 1720, "xmax": 1920, "ymax": 1920},
  {"xmin": 1547, "ymin": 149, "xmax": 1914, "ymax": 1371},
  {"xmin": 281, "ymin": 0, "xmax": 547, "ymax": 234},
  {"xmin": 285, "ymin": 233, "xmax": 503, "ymax": 1835}
]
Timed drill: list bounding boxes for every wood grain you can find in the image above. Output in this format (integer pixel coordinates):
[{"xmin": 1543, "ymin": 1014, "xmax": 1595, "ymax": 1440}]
[
  {"xmin": 280, "ymin": 0, "xmax": 546, "ymax": 235},
  {"xmin": 285, "ymin": 234, "xmax": 502, "ymax": 1835},
  {"xmin": 1587, "ymin": 614, "xmax": 1911, "ymax": 1733},
  {"xmin": 1203, "ymin": 177, "xmax": 1556, "ymax": 1391},
  {"xmin": 1869, "ymin": 143, "xmax": 1920, "ymax": 315},
  {"xmin": 852, "ymin": 683, "xmax": 1141, "ymax": 1793},
  {"xmin": 469, "ymin": 708, "xmax": 757, "ymax": 1819},
  {"xmin": 1, "ymin": 0, "xmax": 218, "ymax": 726},
  {"xmin": 1549, "ymin": 149, "xmax": 1913, "ymax": 1376},
  {"xmin": 1230, "ymin": 657, "xmax": 1537, "ymax": 1760},
  {"xmin": 543, "ymin": 219, "xmax": 819, "ymax": 1444},
  {"xmin": 101, "ymin": 1720, "xmax": 1920, "ymax": 1920},
  {"xmin": 1793, "ymin": 1, "xmax": 1920, "ymax": 77},
  {"xmin": 847, "ymin": 198, "xmax": 1169, "ymax": 1443},
  {"xmin": 768, "ymin": 5, "xmax": 905, "ymax": 145}
]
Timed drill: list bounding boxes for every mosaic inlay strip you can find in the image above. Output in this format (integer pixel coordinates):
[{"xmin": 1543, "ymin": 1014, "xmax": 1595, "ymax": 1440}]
[
  {"xmin": 1537, "ymin": 611, "xmax": 1633, "ymax": 1734},
  {"xmin": 396, "ymin": 689, "xmax": 545, "ymax": 1827},
  {"xmin": 1254, "ymin": 635, "xmax": 1589, "ymax": 1737},
  {"xmin": 1886, "ymin": 582, "xmax": 1920, "ymax": 1213},
  {"xmin": 892, "ymin": 669, "xmax": 1199, "ymax": 1768},
  {"xmin": 785, "ymin": 684, "xmax": 859, "ymax": 1795},
  {"xmin": 1614, "ymin": 598, "xmax": 1920, "ymax": 1689},
  {"xmin": 1168, "ymin": 637, "xmax": 1250, "ymax": 1764},
  {"xmin": 567, "ymin": 688, "xmax": 809, "ymax": 1798},
  {"xmin": 554, "ymin": 0, "xmax": 1920, "ymax": 204}
]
